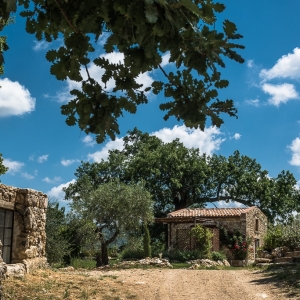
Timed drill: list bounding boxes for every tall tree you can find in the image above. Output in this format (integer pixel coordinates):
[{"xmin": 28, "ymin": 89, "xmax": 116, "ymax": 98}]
[
  {"xmin": 65, "ymin": 180, "xmax": 153, "ymax": 266},
  {"xmin": 1, "ymin": 0, "xmax": 244, "ymax": 142},
  {"xmin": 0, "ymin": 153, "xmax": 8, "ymax": 180},
  {"xmin": 45, "ymin": 199, "xmax": 72, "ymax": 265},
  {"xmin": 65, "ymin": 129, "xmax": 300, "ymax": 223}
]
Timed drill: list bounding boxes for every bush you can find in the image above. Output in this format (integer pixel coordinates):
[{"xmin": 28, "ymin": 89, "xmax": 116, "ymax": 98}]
[
  {"xmin": 121, "ymin": 248, "xmax": 145, "ymax": 260},
  {"xmin": 151, "ymin": 240, "xmax": 166, "ymax": 258},
  {"xmin": 281, "ymin": 217, "xmax": 300, "ymax": 250},
  {"xmin": 191, "ymin": 225, "xmax": 213, "ymax": 258},
  {"xmin": 162, "ymin": 249, "xmax": 203, "ymax": 262},
  {"xmin": 211, "ymin": 251, "xmax": 226, "ymax": 261},
  {"xmin": 263, "ymin": 217, "xmax": 300, "ymax": 251},
  {"xmin": 263, "ymin": 224, "xmax": 283, "ymax": 251}
]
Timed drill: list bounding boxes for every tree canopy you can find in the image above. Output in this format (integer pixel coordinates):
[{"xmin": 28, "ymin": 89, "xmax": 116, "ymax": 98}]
[
  {"xmin": 2, "ymin": 0, "xmax": 244, "ymax": 142},
  {"xmin": 0, "ymin": 153, "xmax": 8, "ymax": 180},
  {"xmin": 65, "ymin": 129, "xmax": 300, "ymax": 223},
  {"xmin": 65, "ymin": 180, "xmax": 154, "ymax": 265}
]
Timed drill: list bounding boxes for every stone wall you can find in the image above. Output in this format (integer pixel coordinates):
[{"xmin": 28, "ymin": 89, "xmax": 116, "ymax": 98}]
[
  {"xmin": 0, "ymin": 183, "xmax": 48, "ymax": 273},
  {"xmin": 243, "ymin": 207, "xmax": 268, "ymax": 261},
  {"xmin": 167, "ymin": 208, "xmax": 268, "ymax": 261},
  {"xmin": 0, "ymin": 263, "xmax": 6, "ymax": 300}
]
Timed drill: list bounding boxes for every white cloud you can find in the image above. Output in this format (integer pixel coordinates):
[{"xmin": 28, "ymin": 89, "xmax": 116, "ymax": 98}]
[
  {"xmin": 82, "ymin": 136, "xmax": 96, "ymax": 147},
  {"xmin": 88, "ymin": 137, "xmax": 124, "ymax": 162},
  {"xmin": 262, "ymin": 83, "xmax": 299, "ymax": 106},
  {"xmin": 43, "ymin": 176, "xmax": 62, "ymax": 184},
  {"xmin": 21, "ymin": 172, "xmax": 35, "ymax": 180},
  {"xmin": 260, "ymin": 48, "xmax": 300, "ymax": 81},
  {"xmin": 230, "ymin": 133, "xmax": 241, "ymax": 140},
  {"xmin": 88, "ymin": 125, "xmax": 225, "ymax": 162},
  {"xmin": 0, "ymin": 78, "xmax": 35, "ymax": 117},
  {"xmin": 32, "ymin": 40, "xmax": 49, "ymax": 51},
  {"xmin": 37, "ymin": 154, "xmax": 48, "ymax": 163},
  {"xmin": 61, "ymin": 159, "xmax": 79, "ymax": 167},
  {"xmin": 97, "ymin": 32, "xmax": 110, "ymax": 46},
  {"xmin": 288, "ymin": 137, "xmax": 300, "ymax": 167},
  {"xmin": 3, "ymin": 158, "xmax": 24, "ymax": 174},
  {"xmin": 161, "ymin": 52, "xmax": 171, "ymax": 67},
  {"xmin": 47, "ymin": 179, "xmax": 76, "ymax": 202},
  {"xmin": 215, "ymin": 201, "xmax": 245, "ymax": 208},
  {"xmin": 247, "ymin": 60, "xmax": 254, "ymax": 68},
  {"xmin": 245, "ymin": 99, "xmax": 260, "ymax": 107},
  {"xmin": 152, "ymin": 125, "xmax": 225, "ymax": 156},
  {"xmin": 54, "ymin": 52, "xmax": 154, "ymax": 103}
]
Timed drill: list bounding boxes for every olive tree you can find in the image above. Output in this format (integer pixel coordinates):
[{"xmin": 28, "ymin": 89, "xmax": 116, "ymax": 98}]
[{"xmin": 66, "ymin": 181, "xmax": 153, "ymax": 266}]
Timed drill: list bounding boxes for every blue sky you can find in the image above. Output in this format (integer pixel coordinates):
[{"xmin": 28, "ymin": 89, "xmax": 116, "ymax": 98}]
[{"xmin": 1, "ymin": 1, "xmax": 300, "ymax": 209}]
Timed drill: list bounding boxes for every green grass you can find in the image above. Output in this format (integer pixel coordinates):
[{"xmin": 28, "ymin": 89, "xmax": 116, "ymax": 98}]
[
  {"xmin": 70, "ymin": 258, "xmax": 96, "ymax": 269},
  {"xmin": 171, "ymin": 262, "xmax": 191, "ymax": 269}
]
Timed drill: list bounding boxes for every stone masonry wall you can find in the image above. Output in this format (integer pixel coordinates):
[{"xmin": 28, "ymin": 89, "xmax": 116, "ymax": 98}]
[
  {"xmin": 0, "ymin": 183, "xmax": 48, "ymax": 273},
  {"xmin": 243, "ymin": 207, "xmax": 268, "ymax": 261}
]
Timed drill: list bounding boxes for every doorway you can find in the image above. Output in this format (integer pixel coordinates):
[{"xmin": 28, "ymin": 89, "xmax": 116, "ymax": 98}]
[{"xmin": 0, "ymin": 208, "xmax": 14, "ymax": 263}]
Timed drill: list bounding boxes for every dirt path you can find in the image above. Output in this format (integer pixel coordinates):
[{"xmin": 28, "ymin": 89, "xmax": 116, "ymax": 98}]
[{"xmin": 89, "ymin": 269, "xmax": 292, "ymax": 300}]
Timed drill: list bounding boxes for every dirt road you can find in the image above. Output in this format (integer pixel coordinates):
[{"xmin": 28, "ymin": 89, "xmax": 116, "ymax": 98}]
[{"xmin": 90, "ymin": 269, "xmax": 292, "ymax": 300}]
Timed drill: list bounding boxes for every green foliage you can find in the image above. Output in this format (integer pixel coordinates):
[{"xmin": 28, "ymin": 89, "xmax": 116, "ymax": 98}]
[
  {"xmin": 45, "ymin": 199, "xmax": 72, "ymax": 265},
  {"xmin": 121, "ymin": 248, "xmax": 145, "ymax": 260},
  {"xmin": 0, "ymin": 0, "xmax": 244, "ymax": 142},
  {"xmin": 70, "ymin": 258, "xmax": 96, "ymax": 270},
  {"xmin": 191, "ymin": 224, "xmax": 213, "ymax": 258},
  {"xmin": 65, "ymin": 129, "xmax": 300, "ymax": 223},
  {"xmin": 163, "ymin": 249, "xmax": 203, "ymax": 262},
  {"xmin": 66, "ymin": 180, "xmax": 154, "ymax": 266},
  {"xmin": 219, "ymin": 226, "xmax": 251, "ymax": 260},
  {"xmin": 0, "ymin": 153, "xmax": 8, "ymax": 180},
  {"xmin": 143, "ymin": 224, "xmax": 151, "ymax": 258},
  {"xmin": 281, "ymin": 216, "xmax": 300, "ymax": 250},
  {"xmin": 211, "ymin": 251, "xmax": 227, "ymax": 261},
  {"xmin": 263, "ymin": 224, "xmax": 284, "ymax": 252}
]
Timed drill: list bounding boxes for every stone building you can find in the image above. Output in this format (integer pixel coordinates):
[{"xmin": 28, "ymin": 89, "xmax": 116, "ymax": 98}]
[
  {"xmin": 156, "ymin": 206, "xmax": 268, "ymax": 260},
  {"xmin": 0, "ymin": 183, "xmax": 48, "ymax": 273}
]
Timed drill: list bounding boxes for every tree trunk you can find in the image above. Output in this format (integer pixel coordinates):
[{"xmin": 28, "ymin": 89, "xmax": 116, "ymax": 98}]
[
  {"xmin": 101, "ymin": 243, "xmax": 109, "ymax": 266},
  {"xmin": 173, "ymin": 191, "xmax": 188, "ymax": 210},
  {"xmin": 95, "ymin": 243, "xmax": 109, "ymax": 267}
]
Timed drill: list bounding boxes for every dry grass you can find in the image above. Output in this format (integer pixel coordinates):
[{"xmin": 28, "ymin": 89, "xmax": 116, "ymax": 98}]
[{"xmin": 2, "ymin": 269, "xmax": 138, "ymax": 300}]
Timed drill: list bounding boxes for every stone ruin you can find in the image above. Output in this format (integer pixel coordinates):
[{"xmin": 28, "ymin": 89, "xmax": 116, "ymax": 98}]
[{"xmin": 0, "ymin": 183, "xmax": 48, "ymax": 277}]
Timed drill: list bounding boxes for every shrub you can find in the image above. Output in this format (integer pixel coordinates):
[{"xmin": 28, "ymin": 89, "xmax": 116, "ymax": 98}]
[
  {"xmin": 191, "ymin": 225, "xmax": 214, "ymax": 258},
  {"xmin": 121, "ymin": 248, "xmax": 145, "ymax": 260},
  {"xmin": 151, "ymin": 240, "xmax": 166, "ymax": 258},
  {"xmin": 281, "ymin": 217, "xmax": 300, "ymax": 250},
  {"xmin": 163, "ymin": 249, "xmax": 203, "ymax": 262},
  {"xmin": 263, "ymin": 224, "xmax": 283, "ymax": 251},
  {"xmin": 143, "ymin": 224, "xmax": 151, "ymax": 258},
  {"xmin": 219, "ymin": 226, "xmax": 250, "ymax": 260},
  {"xmin": 211, "ymin": 251, "xmax": 226, "ymax": 261}
]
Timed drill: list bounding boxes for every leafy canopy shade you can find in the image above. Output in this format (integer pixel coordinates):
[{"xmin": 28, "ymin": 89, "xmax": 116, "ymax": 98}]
[{"xmin": 1, "ymin": 0, "xmax": 244, "ymax": 142}]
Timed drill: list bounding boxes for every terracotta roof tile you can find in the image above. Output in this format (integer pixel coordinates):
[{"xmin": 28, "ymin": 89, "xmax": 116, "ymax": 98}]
[{"xmin": 168, "ymin": 207, "xmax": 256, "ymax": 218}]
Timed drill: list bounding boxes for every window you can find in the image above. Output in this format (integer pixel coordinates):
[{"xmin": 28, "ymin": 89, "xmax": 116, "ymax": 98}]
[
  {"xmin": 0, "ymin": 208, "xmax": 14, "ymax": 263},
  {"xmin": 255, "ymin": 219, "xmax": 259, "ymax": 231}
]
